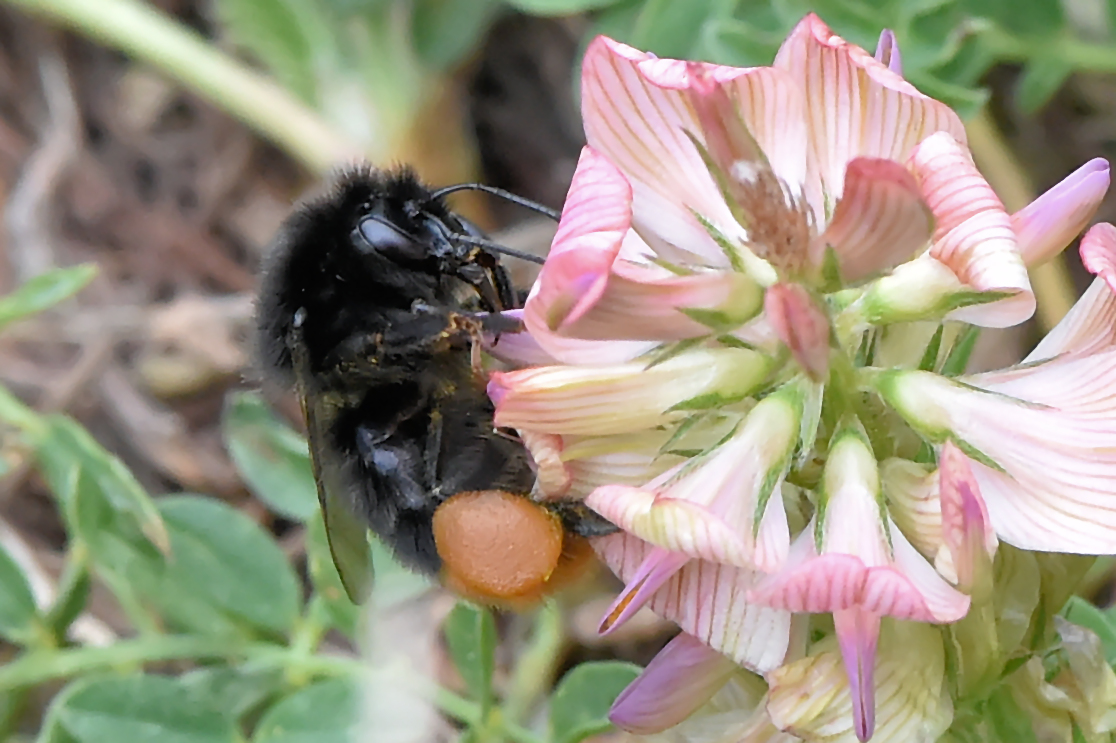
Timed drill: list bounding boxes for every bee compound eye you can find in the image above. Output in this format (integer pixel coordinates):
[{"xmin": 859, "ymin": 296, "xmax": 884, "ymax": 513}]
[
  {"xmin": 433, "ymin": 490, "xmax": 564, "ymax": 602},
  {"xmin": 355, "ymin": 216, "xmax": 426, "ymax": 262}
]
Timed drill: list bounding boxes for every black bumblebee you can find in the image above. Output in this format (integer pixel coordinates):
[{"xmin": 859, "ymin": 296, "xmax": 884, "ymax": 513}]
[{"xmin": 255, "ymin": 166, "xmax": 614, "ymax": 606}]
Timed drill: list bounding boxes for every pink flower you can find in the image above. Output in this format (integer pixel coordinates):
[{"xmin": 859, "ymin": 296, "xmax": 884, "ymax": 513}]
[{"xmin": 484, "ymin": 12, "xmax": 1116, "ymax": 743}]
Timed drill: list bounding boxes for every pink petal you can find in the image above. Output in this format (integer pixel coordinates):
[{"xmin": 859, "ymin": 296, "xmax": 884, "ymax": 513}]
[
  {"xmin": 580, "ymin": 36, "xmax": 808, "ymax": 258},
  {"xmin": 1025, "ymin": 277, "xmax": 1116, "ymax": 362},
  {"xmin": 764, "ymin": 283, "xmax": 831, "ymax": 381},
  {"xmin": 834, "ymin": 607, "xmax": 881, "ymax": 742},
  {"xmin": 599, "ymin": 545, "xmax": 689, "ymax": 635},
  {"xmin": 909, "ymin": 132, "xmax": 1034, "ymax": 327},
  {"xmin": 820, "ymin": 157, "xmax": 933, "ymax": 281},
  {"xmin": 880, "ymin": 366, "xmax": 1116, "ymax": 554},
  {"xmin": 595, "ymin": 532, "xmax": 792, "ymax": 671},
  {"xmin": 1081, "ymin": 222, "xmax": 1116, "ymax": 292},
  {"xmin": 774, "ymin": 14, "xmax": 966, "ymax": 211},
  {"xmin": 879, "ymin": 458, "xmax": 942, "ymax": 560},
  {"xmin": 874, "ymin": 29, "xmax": 902, "ymax": 74},
  {"xmin": 559, "ymin": 262, "xmax": 764, "ymax": 341},
  {"xmin": 749, "ymin": 532, "xmax": 968, "ymax": 622},
  {"xmin": 527, "ymin": 147, "xmax": 628, "ymax": 332},
  {"xmin": 587, "ymin": 485, "xmax": 754, "ymax": 567},
  {"xmin": 520, "ymin": 147, "xmax": 654, "ymax": 364},
  {"xmin": 518, "ymin": 431, "xmax": 570, "ymax": 498},
  {"xmin": 490, "ymin": 347, "xmax": 773, "ymax": 436},
  {"xmin": 938, "ymin": 441, "xmax": 997, "ymax": 593},
  {"xmin": 609, "ymin": 632, "xmax": 737, "ymax": 735},
  {"xmin": 1013, "ymin": 159, "xmax": 1110, "ymax": 266}
]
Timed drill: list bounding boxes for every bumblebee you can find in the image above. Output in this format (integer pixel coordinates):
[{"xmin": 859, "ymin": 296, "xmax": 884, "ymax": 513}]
[{"xmin": 255, "ymin": 166, "xmax": 614, "ymax": 606}]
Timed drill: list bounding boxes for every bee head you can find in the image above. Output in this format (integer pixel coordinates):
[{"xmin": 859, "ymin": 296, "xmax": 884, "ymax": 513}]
[{"xmin": 432, "ymin": 490, "xmax": 596, "ymax": 608}]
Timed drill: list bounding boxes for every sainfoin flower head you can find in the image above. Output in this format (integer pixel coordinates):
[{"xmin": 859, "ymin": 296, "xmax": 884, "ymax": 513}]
[{"xmin": 486, "ymin": 13, "xmax": 1116, "ymax": 743}]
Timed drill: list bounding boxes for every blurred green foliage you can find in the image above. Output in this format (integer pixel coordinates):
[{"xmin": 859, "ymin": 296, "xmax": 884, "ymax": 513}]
[{"xmin": 211, "ymin": 0, "xmax": 1116, "ymax": 133}]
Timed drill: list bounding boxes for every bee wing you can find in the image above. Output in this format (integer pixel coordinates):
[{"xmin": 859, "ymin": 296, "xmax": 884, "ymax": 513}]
[
  {"xmin": 291, "ymin": 339, "xmax": 374, "ymax": 604},
  {"xmin": 304, "ymin": 393, "xmax": 374, "ymax": 604}
]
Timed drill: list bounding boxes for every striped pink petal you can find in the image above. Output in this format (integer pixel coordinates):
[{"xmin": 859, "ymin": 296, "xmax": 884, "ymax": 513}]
[
  {"xmin": 765, "ymin": 283, "xmax": 831, "ymax": 381},
  {"xmin": 834, "ymin": 607, "xmax": 881, "ymax": 741},
  {"xmin": 1013, "ymin": 159, "xmax": 1110, "ymax": 267},
  {"xmin": 750, "ymin": 429, "xmax": 969, "ymax": 623},
  {"xmin": 819, "ymin": 157, "xmax": 933, "ymax": 282},
  {"xmin": 609, "ymin": 632, "xmax": 737, "ymax": 735},
  {"xmin": 581, "ymin": 36, "xmax": 808, "ymax": 259},
  {"xmin": 1081, "ymin": 222, "xmax": 1116, "ymax": 292},
  {"xmin": 521, "ymin": 147, "xmax": 651, "ymax": 364},
  {"xmin": 490, "ymin": 347, "xmax": 774, "ymax": 436},
  {"xmin": 880, "ymin": 458, "xmax": 943, "ymax": 561},
  {"xmin": 518, "ymin": 431, "xmax": 570, "ymax": 498},
  {"xmin": 773, "ymin": 14, "xmax": 966, "ymax": 213},
  {"xmin": 1020, "ymin": 224, "xmax": 1116, "ymax": 362},
  {"xmin": 877, "ymin": 366, "xmax": 1116, "ymax": 553},
  {"xmin": 908, "ymin": 132, "xmax": 1034, "ymax": 327},
  {"xmin": 559, "ymin": 262, "xmax": 764, "ymax": 341},
  {"xmin": 598, "ymin": 545, "xmax": 689, "ymax": 635},
  {"xmin": 938, "ymin": 441, "xmax": 997, "ymax": 594},
  {"xmin": 560, "ymin": 431, "xmax": 682, "ymax": 499},
  {"xmin": 749, "ymin": 523, "xmax": 969, "ymax": 623},
  {"xmin": 595, "ymin": 532, "xmax": 792, "ymax": 672},
  {"xmin": 589, "ymin": 484, "xmax": 755, "ymax": 568},
  {"xmin": 586, "ymin": 387, "xmax": 799, "ymax": 570}
]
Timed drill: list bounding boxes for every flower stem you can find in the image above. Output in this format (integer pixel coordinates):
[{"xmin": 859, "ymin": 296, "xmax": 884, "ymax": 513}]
[
  {"xmin": 503, "ymin": 601, "xmax": 564, "ymax": 725},
  {"xmin": 3, "ymin": 0, "xmax": 362, "ymax": 173}
]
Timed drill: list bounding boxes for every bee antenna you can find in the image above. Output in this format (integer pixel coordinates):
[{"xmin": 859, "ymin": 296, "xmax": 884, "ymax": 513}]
[
  {"xmin": 431, "ymin": 183, "xmax": 561, "ymax": 222},
  {"xmin": 451, "ymin": 234, "xmax": 547, "ymax": 265}
]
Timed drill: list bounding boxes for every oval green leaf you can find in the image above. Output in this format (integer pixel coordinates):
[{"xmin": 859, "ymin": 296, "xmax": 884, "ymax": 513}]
[
  {"xmin": 549, "ymin": 661, "xmax": 641, "ymax": 743},
  {"xmin": 158, "ymin": 495, "xmax": 301, "ymax": 636},
  {"xmin": 0, "ymin": 538, "xmax": 39, "ymax": 645},
  {"xmin": 0, "ymin": 264, "xmax": 97, "ymax": 332},
  {"xmin": 222, "ymin": 392, "xmax": 318, "ymax": 521},
  {"xmin": 444, "ymin": 603, "xmax": 497, "ymax": 714},
  {"xmin": 49, "ymin": 674, "xmax": 240, "ymax": 743},
  {"xmin": 253, "ymin": 678, "xmax": 361, "ymax": 743}
]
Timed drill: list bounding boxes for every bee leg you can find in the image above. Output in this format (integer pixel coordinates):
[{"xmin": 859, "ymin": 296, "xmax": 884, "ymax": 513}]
[
  {"xmin": 424, "ymin": 409, "xmax": 444, "ymax": 496},
  {"xmin": 546, "ymin": 501, "xmax": 620, "ymax": 538}
]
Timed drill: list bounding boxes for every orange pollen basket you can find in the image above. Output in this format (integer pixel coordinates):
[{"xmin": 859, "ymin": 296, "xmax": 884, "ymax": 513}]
[{"xmin": 432, "ymin": 490, "xmax": 596, "ymax": 609}]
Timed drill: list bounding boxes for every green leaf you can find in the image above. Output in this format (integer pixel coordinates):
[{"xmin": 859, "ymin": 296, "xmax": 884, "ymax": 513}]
[
  {"xmin": 47, "ymin": 674, "xmax": 240, "ymax": 743},
  {"xmin": 0, "ymin": 264, "xmax": 97, "ymax": 332},
  {"xmin": 968, "ymin": 0, "xmax": 1065, "ymax": 37},
  {"xmin": 411, "ymin": 0, "xmax": 502, "ymax": 70},
  {"xmin": 940, "ymin": 325, "xmax": 982, "ymax": 377},
  {"xmin": 629, "ymin": 0, "xmax": 722, "ymax": 59},
  {"xmin": 222, "ymin": 392, "xmax": 318, "ymax": 521},
  {"xmin": 1015, "ymin": 58, "xmax": 1072, "ymax": 114},
  {"xmin": 212, "ymin": 0, "xmax": 321, "ymax": 102},
  {"xmin": 1063, "ymin": 596, "xmax": 1116, "ymax": 666},
  {"xmin": 699, "ymin": 17, "xmax": 784, "ymax": 68},
  {"xmin": 253, "ymin": 678, "xmax": 361, "ymax": 743},
  {"xmin": 549, "ymin": 661, "xmax": 641, "ymax": 743},
  {"xmin": 986, "ymin": 684, "xmax": 1039, "ymax": 743},
  {"xmin": 178, "ymin": 666, "xmax": 283, "ymax": 722},
  {"xmin": 0, "ymin": 538, "xmax": 39, "ymax": 644},
  {"xmin": 443, "ymin": 602, "xmax": 497, "ymax": 714},
  {"xmin": 158, "ymin": 496, "xmax": 301, "ymax": 637},
  {"xmin": 37, "ymin": 416, "xmax": 168, "ymax": 553},
  {"xmin": 504, "ymin": 0, "xmax": 623, "ymax": 14}
]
